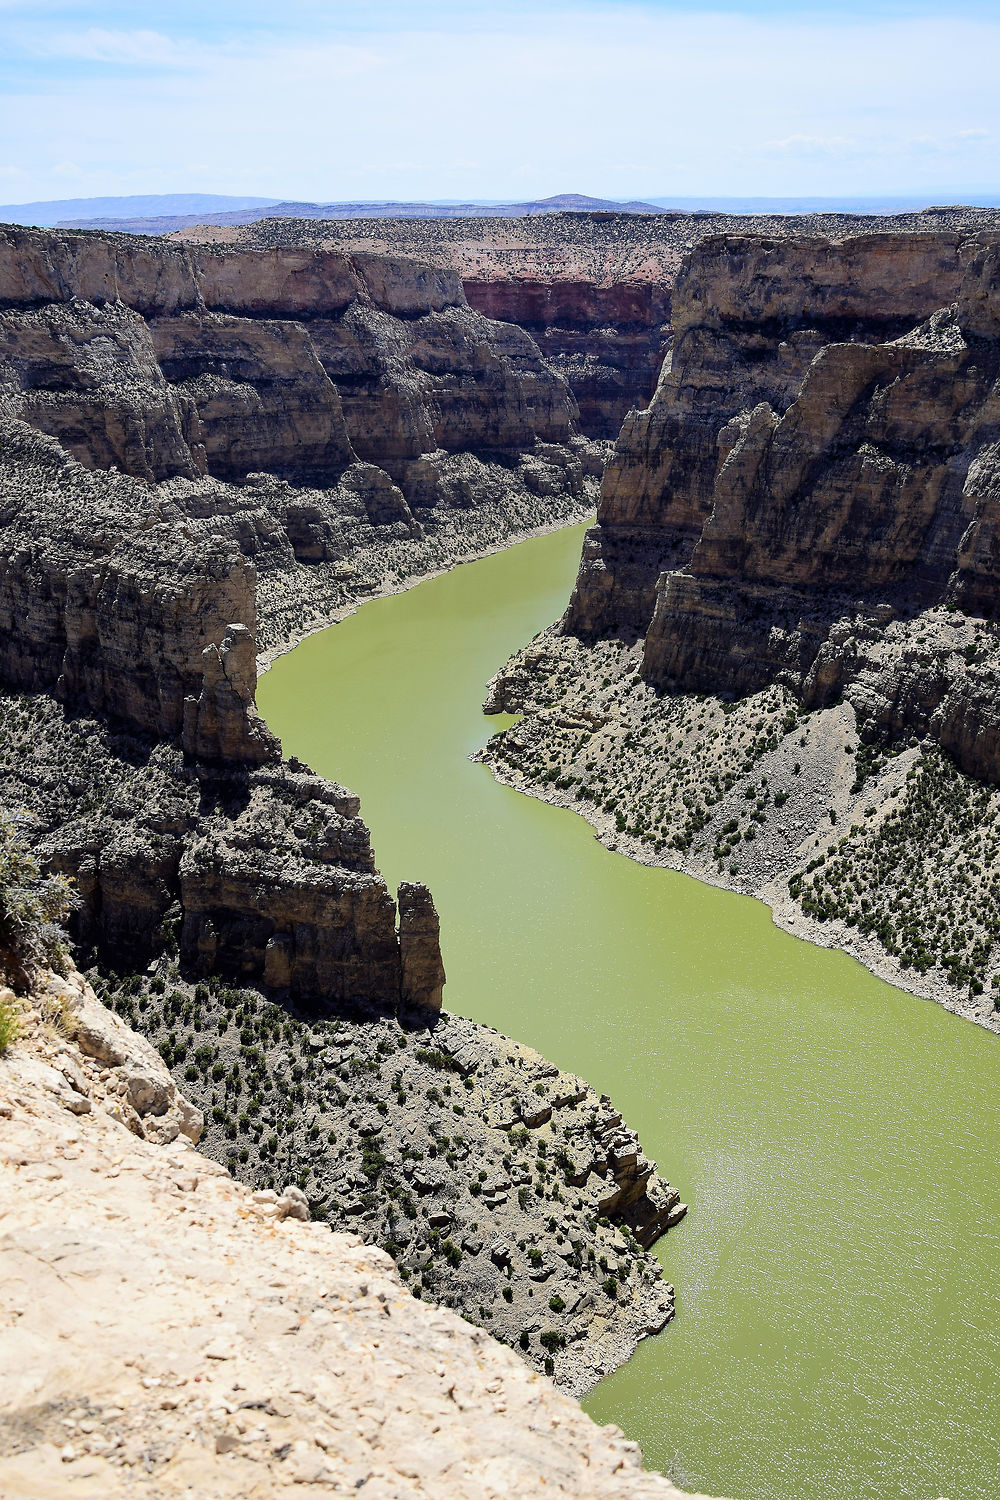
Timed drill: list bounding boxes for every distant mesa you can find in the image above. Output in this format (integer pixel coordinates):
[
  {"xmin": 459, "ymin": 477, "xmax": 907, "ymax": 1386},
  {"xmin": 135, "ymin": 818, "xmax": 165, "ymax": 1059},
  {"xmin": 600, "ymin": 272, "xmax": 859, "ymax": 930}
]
[
  {"xmin": 0, "ymin": 192, "xmax": 281, "ymax": 228},
  {"xmin": 0, "ymin": 191, "xmax": 662, "ymax": 236}
]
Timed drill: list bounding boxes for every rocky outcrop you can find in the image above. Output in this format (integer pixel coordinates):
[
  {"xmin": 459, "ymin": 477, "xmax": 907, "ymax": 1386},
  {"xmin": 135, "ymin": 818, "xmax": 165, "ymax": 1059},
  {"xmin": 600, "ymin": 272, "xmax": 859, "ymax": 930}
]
[
  {"xmin": 0, "ymin": 422, "xmax": 275, "ymax": 765},
  {"xmin": 189, "ymin": 206, "xmax": 1000, "ymax": 440},
  {"xmin": 0, "ymin": 224, "xmax": 587, "ymax": 498},
  {"xmin": 615, "ymin": 234, "xmax": 1000, "ymax": 777},
  {"xmin": 0, "ymin": 687, "xmax": 447, "ymax": 1009},
  {"xmin": 0, "ymin": 972, "xmax": 704, "ymax": 1499},
  {"xmin": 0, "ymin": 964, "xmax": 203, "ymax": 1144},
  {"xmin": 546, "ymin": 229, "xmax": 1000, "ymax": 790},
  {"xmin": 565, "ymin": 230, "xmax": 979, "ymax": 642},
  {"xmin": 398, "ymin": 880, "xmax": 446, "ymax": 1013}
]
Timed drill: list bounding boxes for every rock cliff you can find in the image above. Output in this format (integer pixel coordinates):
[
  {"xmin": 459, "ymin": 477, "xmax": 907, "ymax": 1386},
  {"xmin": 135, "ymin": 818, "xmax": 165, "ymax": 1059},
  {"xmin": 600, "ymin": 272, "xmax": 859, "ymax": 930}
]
[
  {"xmin": 184, "ymin": 206, "xmax": 1000, "ymax": 439},
  {"xmin": 0, "ymin": 223, "xmax": 681, "ymax": 1388},
  {"xmin": 0, "ymin": 969, "xmax": 703, "ymax": 1499},
  {"xmin": 565, "ymin": 230, "xmax": 978, "ymax": 643},
  {"xmin": 0, "ymin": 224, "xmax": 586, "ymax": 492},
  {"xmin": 620, "ymin": 232, "xmax": 1000, "ymax": 787},
  {"xmin": 479, "ymin": 226, "xmax": 1000, "ymax": 1029},
  {"xmin": 0, "ymin": 223, "xmax": 601, "ymax": 1004}
]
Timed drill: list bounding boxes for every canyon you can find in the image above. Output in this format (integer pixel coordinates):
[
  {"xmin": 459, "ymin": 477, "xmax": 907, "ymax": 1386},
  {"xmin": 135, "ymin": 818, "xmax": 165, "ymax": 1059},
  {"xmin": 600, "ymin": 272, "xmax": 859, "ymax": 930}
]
[
  {"xmin": 0, "ymin": 221, "xmax": 682, "ymax": 1395},
  {"xmin": 481, "ymin": 224, "xmax": 1000, "ymax": 1027},
  {"xmin": 180, "ymin": 204, "xmax": 1000, "ymax": 440},
  {"xmin": 6, "ymin": 203, "xmax": 1000, "ymax": 1497}
]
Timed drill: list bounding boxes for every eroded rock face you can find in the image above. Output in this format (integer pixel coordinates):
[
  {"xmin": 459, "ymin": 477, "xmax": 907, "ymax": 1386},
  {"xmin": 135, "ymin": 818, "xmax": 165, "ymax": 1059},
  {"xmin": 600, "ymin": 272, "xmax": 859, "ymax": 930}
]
[
  {"xmin": 565, "ymin": 231, "xmax": 979, "ymax": 641},
  {"xmin": 0, "ymin": 224, "xmax": 584, "ymax": 499},
  {"xmin": 191, "ymin": 206, "xmax": 1000, "ymax": 441},
  {"xmin": 398, "ymin": 880, "xmax": 446, "ymax": 1012},
  {"xmin": 0, "ymin": 421, "xmax": 275, "ymax": 765},
  {"xmin": 555, "ymin": 229, "xmax": 1000, "ymax": 784},
  {"xmin": 0, "ymin": 225, "xmax": 600, "ymax": 1009}
]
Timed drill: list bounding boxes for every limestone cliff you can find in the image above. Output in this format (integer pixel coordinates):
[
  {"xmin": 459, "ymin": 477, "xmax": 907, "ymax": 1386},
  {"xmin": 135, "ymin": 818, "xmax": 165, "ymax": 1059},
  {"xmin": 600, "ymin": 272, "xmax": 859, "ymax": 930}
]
[
  {"xmin": 617, "ymin": 232, "xmax": 1000, "ymax": 788},
  {"xmin": 479, "ymin": 226, "xmax": 1000, "ymax": 1029},
  {"xmin": 0, "ymin": 222, "xmax": 601, "ymax": 1005},
  {"xmin": 0, "ymin": 224, "xmax": 587, "ymax": 495},
  {"xmin": 185, "ymin": 205, "xmax": 1000, "ymax": 440},
  {"xmin": 565, "ymin": 230, "xmax": 977, "ymax": 642}
]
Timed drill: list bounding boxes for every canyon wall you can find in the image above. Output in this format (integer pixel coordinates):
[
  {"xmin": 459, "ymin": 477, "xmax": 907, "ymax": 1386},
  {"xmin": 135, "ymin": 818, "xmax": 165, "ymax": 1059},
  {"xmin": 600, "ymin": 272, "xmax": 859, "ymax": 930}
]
[
  {"xmin": 556, "ymin": 229, "xmax": 1000, "ymax": 784},
  {"xmin": 180, "ymin": 206, "xmax": 1000, "ymax": 439},
  {"xmin": 0, "ymin": 224, "xmax": 584, "ymax": 494},
  {"xmin": 0, "ymin": 224, "xmax": 685, "ymax": 1392},
  {"xmin": 1, "ymin": 227, "xmax": 566, "ymax": 1005}
]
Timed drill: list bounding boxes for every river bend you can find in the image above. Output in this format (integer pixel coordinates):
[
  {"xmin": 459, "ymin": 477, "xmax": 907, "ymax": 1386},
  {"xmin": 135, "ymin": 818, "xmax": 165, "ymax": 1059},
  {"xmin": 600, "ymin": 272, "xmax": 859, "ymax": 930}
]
[{"xmin": 259, "ymin": 523, "xmax": 1000, "ymax": 1500}]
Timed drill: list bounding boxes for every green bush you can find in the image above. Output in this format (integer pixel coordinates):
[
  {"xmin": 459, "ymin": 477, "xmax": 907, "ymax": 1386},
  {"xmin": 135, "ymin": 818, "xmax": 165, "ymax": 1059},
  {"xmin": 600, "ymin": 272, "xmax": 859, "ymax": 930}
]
[
  {"xmin": 0, "ymin": 997, "xmax": 20, "ymax": 1054},
  {"xmin": 0, "ymin": 812, "xmax": 78, "ymax": 974}
]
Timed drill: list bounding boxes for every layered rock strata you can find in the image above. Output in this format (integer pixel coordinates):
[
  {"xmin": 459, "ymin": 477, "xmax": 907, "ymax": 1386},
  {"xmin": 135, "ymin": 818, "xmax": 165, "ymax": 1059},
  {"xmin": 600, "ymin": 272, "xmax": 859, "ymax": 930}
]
[
  {"xmin": 558, "ymin": 230, "xmax": 1000, "ymax": 786},
  {"xmin": 0, "ymin": 224, "xmax": 681, "ymax": 1386},
  {"xmin": 0, "ymin": 685, "xmax": 440, "ymax": 1010},
  {"xmin": 0, "ymin": 223, "xmax": 589, "ymax": 497},
  {"xmin": 479, "ymin": 227, "xmax": 1000, "ymax": 1026},
  {"xmin": 0, "ymin": 970, "xmax": 704, "ymax": 1498},
  {"xmin": 185, "ymin": 206, "xmax": 1000, "ymax": 439},
  {"xmin": 565, "ymin": 230, "xmax": 980, "ymax": 642},
  {"xmin": 0, "ymin": 223, "xmax": 601, "ymax": 1002}
]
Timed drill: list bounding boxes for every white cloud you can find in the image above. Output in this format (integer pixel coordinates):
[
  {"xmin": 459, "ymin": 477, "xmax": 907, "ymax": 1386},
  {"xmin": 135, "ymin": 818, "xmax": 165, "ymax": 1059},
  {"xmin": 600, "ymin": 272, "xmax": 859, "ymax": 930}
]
[{"xmin": 37, "ymin": 27, "xmax": 195, "ymax": 64}]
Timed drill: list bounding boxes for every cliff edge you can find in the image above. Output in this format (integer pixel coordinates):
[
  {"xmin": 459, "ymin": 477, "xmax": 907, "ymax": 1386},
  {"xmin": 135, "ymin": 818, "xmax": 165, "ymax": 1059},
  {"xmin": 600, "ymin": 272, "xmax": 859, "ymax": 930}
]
[{"xmin": 0, "ymin": 970, "xmax": 701, "ymax": 1499}]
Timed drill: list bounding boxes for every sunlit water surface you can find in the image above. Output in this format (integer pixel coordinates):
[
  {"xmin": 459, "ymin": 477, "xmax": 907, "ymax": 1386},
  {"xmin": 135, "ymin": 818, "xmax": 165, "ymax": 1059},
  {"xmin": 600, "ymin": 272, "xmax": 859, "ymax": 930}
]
[{"xmin": 259, "ymin": 524, "xmax": 1000, "ymax": 1500}]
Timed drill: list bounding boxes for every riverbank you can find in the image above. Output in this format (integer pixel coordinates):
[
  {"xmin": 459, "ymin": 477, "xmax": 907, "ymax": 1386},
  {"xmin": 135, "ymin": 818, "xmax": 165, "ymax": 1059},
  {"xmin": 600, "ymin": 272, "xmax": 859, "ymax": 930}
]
[
  {"xmin": 255, "ymin": 472, "xmax": 604, "ymax": 672},
  {"xmin": 257, "ymin": 503, "xmax": 595, "ymax": 676},
  {"xmin": 478, "ymin": 628, "xmax": 1000, "ymax": 1036},
  {"xmin": 257, "ymin": 521, "xmax": 1000, "ymax": 1499}
]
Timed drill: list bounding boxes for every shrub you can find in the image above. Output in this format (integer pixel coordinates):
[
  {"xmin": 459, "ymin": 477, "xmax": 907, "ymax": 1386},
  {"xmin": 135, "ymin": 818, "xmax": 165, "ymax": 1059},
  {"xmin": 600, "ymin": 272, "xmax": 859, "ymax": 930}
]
[
  {"xmin": 548, "ymin": 1294, "xmax": 566, "ymax": 1313},
  {"xmin": 0, "ymin": 997, "xmax": 20, "ymax": 1054},
  {"xmin": 0, "ymin": 813, "xmax": 78, "ymax": 975}
]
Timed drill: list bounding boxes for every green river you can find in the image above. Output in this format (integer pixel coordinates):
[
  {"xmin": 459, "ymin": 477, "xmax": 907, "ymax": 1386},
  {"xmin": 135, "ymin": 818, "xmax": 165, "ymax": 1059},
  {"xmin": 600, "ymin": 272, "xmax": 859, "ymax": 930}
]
[{"xmin": 258, "ymin": 523, "xmax": 1000, "ymax": 1500}]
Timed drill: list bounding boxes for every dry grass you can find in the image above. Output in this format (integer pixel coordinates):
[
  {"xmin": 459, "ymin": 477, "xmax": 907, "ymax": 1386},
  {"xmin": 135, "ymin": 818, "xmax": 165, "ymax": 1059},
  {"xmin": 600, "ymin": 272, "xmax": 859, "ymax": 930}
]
[{"xmin": 0, "ymin": 996, "xmax": 20, "ymax": 1054}]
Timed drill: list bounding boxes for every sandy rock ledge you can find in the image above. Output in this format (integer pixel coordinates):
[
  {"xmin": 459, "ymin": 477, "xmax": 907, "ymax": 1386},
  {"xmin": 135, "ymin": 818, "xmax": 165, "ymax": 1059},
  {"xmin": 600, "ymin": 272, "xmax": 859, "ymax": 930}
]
[{"xmin": 0, "ymin": 971, "xmax": 705, "ymax": 1499}]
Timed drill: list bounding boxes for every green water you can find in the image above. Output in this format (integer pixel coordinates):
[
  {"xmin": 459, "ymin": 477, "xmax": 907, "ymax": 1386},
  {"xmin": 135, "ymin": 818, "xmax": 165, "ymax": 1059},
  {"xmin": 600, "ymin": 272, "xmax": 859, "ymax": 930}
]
[{"xmin": 258, "ymin": 524, "xmax": 1000, "ymax": 1500}]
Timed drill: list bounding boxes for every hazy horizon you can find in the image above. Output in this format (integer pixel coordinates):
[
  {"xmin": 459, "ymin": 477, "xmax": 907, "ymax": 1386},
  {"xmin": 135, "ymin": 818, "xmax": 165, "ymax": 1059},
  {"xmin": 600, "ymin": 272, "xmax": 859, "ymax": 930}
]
[{"xmin": 1, "ymin": 1, "xmax": 997, "ymax": 208}]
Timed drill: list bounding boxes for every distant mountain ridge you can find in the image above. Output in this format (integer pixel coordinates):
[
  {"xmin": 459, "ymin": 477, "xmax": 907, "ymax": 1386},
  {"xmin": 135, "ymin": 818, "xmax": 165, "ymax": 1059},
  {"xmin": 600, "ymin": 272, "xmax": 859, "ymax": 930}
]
[
  {"xmin": 8, "ymin": 189, "xmax": 999, "ymax": 236},
  {"xmin": 20, "ymin": 193, "xmax": 661, "ymax": 235},
  {"xmin": 0, "ymin": 192, "xmax": 280, "ymax": 228}
]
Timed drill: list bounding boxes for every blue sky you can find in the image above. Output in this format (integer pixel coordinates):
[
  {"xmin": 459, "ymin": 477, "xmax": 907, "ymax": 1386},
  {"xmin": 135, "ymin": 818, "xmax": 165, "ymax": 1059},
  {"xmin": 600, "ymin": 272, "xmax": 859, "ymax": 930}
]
[{"xmin": 1, "ymin": 0, "xmax": 998, "ymax": 204}]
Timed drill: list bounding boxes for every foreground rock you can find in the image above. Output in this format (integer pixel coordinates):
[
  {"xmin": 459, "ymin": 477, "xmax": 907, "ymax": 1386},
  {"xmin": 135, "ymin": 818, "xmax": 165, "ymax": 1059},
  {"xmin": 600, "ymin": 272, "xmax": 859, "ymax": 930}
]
[
  {"xmin": 478, "ymin": 227, "xmax": 1000, "ymax": 1030},
  {"xmin": 0, "ymin": 973, "xmax": 704, "ymax": 1499}
]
